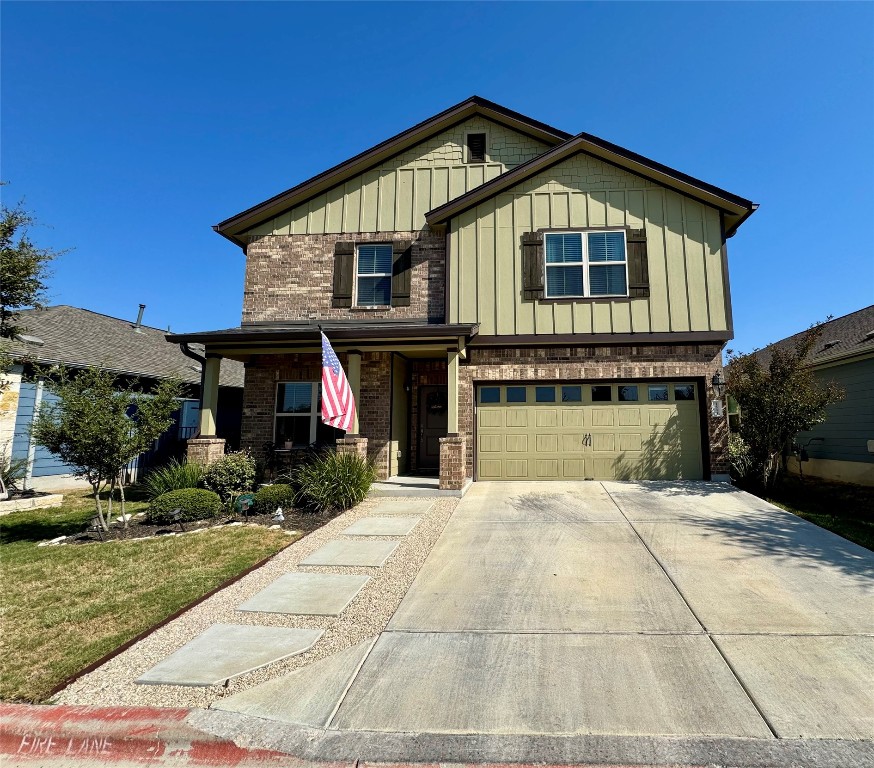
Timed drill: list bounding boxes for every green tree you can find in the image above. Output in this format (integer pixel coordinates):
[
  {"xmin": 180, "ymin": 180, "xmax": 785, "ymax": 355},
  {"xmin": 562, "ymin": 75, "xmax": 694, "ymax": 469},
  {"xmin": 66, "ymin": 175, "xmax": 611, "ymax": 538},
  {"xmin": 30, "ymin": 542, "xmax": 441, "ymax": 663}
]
[
  {"xmin": 31, "ymin": 367, "xmax": 183, "ymax": 529},
  {"xmin": 725, "ymin": 322, "xmax": 843, "ymax": 491},
  {"xmin": 0, "ymin": 200, "xmax": 64, "ymax": 338}
]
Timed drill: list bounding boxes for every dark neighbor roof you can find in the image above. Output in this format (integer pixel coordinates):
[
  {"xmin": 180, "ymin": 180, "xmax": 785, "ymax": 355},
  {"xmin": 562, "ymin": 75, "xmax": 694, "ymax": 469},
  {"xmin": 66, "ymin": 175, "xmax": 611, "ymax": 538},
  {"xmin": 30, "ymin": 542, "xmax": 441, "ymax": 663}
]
[
  {"xmin": 167, "ymin": 321, "xmax": 479, "ymax": 345},
  {"xmin": 426, "ymin": 131, "xmax": 757, "ymax": 237},
  {"xmin": 214, "ymin": 96, "xmax": 572, "ymax": 247},
  {"xmin": 753, "ymin": 305, "xmax": 874, "ymax": 368},
  {"xmin": 6, "ymin": 305, "xmax": 244, "ymax": 388}
]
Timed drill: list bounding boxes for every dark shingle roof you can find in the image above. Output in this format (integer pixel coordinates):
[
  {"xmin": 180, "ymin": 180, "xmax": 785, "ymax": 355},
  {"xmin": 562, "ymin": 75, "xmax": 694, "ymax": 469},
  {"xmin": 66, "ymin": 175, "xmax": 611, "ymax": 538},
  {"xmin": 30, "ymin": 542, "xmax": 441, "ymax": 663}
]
[
  {"xmin": 754, "ymin": 305, "xmax": 874, "ymax": 368},
  {"xmin": 6, "ymin": 306, "xmax": 244, "ymax": 388}
]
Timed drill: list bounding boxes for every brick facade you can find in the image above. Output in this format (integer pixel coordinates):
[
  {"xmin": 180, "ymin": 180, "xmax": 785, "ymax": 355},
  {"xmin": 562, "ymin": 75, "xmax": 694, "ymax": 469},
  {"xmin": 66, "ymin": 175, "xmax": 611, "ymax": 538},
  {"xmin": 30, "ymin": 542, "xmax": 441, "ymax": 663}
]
[
  {"xmin": 186, "ymin": 437, "xmax": 226, "ymax": 466},
  {"xmin": 438, "ymin": 435, "xmax": 467, "ymax": 490},
  {"xmin": 458, "ymin": 343, "xmax": 729, "ymax": 480},
  {"xmin": 239, "ymin": 351, "xmax": 394, "ymax": 480},
  {"xmin": 243, "ymin": 231, "xmax": 445, "ymax": 325}
]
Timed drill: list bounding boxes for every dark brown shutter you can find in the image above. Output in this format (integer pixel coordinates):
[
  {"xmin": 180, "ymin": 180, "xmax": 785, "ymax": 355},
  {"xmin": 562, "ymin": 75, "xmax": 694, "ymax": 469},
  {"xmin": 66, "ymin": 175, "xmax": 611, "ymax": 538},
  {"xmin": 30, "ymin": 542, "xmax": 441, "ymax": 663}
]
[
  {"xmin": 467, "ymin": 133, "xmax": 486, "ymax": 163},
  {"xmin": 626, "ymin": 228, "xmax": 650, "ymax": 298},
  {"xmin": 332, "ymin": 241, "xmax": 355, "ymax": 308},
  {"xmin": 391, "ymin": 240, "xmax": 412, "ymax": 307},
  {"xmin": 521, "ymin": 232, "xmax": 544, "ymax": 301}
]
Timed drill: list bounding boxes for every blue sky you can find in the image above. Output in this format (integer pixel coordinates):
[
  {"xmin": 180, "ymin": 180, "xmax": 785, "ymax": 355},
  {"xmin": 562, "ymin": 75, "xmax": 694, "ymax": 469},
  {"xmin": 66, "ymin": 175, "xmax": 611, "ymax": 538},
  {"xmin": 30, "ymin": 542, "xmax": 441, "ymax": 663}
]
[{"xmin": 3, "ymin": 1, "xmax": 872, "ymax": 352}]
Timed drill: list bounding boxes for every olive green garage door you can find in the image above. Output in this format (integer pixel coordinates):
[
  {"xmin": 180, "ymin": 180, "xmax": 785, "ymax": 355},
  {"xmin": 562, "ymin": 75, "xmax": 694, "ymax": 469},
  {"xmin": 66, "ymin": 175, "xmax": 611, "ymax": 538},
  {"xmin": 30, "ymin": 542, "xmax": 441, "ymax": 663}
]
[{"xmin": 475, "ymin": 382, "xmax": 703, "ymax": 481}]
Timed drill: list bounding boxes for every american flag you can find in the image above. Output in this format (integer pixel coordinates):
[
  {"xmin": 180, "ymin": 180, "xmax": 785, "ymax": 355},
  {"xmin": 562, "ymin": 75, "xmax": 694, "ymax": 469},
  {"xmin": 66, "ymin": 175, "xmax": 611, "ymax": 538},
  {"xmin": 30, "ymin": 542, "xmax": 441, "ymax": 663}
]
[{"xmin": 320, "ymin": 332, "xmax": 356, "ymax": 431}]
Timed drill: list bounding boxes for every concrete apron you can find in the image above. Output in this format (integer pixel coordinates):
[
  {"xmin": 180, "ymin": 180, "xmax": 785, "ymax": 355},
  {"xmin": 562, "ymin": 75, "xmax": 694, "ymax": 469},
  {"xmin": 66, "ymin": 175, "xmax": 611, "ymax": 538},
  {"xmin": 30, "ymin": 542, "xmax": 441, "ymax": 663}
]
[{"xmin": 202, "ymin": 480, "xmax": 873, "ymax": 762}]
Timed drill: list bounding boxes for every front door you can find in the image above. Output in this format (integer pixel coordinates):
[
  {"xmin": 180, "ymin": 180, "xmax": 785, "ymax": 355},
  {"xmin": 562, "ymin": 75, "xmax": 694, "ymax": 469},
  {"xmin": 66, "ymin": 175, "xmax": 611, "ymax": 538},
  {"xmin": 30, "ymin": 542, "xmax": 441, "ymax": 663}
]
[{"xmin": 417, "ymin": 386, "xmax": 448, "ymax": 473}]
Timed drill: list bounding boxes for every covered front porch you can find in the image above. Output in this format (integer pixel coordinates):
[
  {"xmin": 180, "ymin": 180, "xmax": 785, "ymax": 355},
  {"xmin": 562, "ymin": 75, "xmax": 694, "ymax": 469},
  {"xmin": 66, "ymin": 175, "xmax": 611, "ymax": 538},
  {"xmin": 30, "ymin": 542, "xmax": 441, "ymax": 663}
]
[{"xmin": 168, "ymin": 322, "xmax": 477, "ymax": 491}]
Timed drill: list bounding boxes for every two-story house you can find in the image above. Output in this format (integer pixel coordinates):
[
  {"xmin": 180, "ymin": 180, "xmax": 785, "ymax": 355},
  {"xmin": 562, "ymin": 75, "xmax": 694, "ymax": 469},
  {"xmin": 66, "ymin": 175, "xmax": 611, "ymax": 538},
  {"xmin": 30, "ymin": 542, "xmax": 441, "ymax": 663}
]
[{"xmin": 169, "ymin": 96, "xmax": 756, "ymax": 491}]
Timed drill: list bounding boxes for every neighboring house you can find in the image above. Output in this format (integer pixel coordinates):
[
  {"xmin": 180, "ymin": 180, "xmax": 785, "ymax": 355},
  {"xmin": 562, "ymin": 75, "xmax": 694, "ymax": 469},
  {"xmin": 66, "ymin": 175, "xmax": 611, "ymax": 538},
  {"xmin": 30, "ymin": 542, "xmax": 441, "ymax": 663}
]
[
  {"xmin": 169, "ymin": 96, "xmax": 756, "ymax": 490},
  {"xmin": 0, "ymin": 305, "xmax": 244, "ymax": 491},
  {"xmin": 756, "ymin": 306, "xmax": 874, "ymax": 486}
]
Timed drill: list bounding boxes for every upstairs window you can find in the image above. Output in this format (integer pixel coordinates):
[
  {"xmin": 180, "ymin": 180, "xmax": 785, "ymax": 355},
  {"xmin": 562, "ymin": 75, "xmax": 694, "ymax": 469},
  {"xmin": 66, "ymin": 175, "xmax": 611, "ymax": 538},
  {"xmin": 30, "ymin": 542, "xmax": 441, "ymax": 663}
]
[
  {"xmin": 356, "ymin": 244, "xmax": 393, "ymax": 306},
  {"xmin": 544, "ymin": 231, "xmax": 628, "ymax": 298},
  {"xmin": 465, "ymin": 132, "xmax": 487, "ymax": 163}
]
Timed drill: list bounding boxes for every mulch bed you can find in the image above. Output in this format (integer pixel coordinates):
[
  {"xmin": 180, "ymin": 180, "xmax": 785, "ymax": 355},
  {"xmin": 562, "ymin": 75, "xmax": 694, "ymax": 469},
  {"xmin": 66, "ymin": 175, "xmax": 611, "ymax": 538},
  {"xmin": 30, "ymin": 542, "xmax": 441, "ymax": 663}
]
[{"xmin": 65, "ymin": 507, "xmax": 337, "ymax": 545}]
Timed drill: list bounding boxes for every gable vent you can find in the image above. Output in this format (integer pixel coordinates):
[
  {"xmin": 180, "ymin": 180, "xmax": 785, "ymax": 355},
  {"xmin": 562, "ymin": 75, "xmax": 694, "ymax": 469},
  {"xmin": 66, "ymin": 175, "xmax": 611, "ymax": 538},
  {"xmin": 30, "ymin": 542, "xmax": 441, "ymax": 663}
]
[{"xmin": 466, "ymin": 133, "xmax": 486, "ymax": 163}]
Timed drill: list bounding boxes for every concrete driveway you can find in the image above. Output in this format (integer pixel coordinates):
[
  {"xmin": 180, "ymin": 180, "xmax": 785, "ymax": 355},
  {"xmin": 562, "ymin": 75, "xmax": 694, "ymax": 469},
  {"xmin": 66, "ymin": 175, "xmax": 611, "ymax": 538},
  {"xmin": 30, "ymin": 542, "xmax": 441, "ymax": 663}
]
[{"xmin": 214, "ymin": 481, "xmax": 874, "ymax": 748}]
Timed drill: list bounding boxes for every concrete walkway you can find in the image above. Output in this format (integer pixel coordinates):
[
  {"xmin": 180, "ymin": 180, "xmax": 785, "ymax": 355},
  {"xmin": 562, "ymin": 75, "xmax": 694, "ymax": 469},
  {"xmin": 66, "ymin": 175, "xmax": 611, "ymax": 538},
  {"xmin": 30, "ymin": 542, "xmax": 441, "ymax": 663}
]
[{"xmin": 205, "ymin": 480, "xmax": 874, "ymax": 759}]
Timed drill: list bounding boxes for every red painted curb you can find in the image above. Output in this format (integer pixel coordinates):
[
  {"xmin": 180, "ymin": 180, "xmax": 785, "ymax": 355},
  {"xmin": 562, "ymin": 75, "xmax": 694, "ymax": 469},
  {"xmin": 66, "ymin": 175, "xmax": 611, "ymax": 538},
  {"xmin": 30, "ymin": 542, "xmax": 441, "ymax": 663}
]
[{"xmin": 0, "ymin": 704, "xmax": 291, "ymax": 765}]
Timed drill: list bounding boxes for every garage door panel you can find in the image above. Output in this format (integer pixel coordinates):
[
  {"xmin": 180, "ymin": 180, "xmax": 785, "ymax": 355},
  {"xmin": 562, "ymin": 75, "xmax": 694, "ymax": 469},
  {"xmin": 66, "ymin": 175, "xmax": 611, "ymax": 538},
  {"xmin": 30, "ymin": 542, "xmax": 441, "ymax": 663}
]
[
  {"xmin": 536, "ymin": 434, "xmax": 559, "ymax": 453},
  {"xmin": 592, "ymin": 409, "xmax": 614, "ymax": 426},
  {"xmin": 476, "ymin": 383, "xmax": 702, "ymax": 481},
  {"xmin": 618, "ymin": 409, "xmax": 641, "ymax": 426},
  {"xmin": 536, "ymin": 460, "xmax": 559, "ymax": 478},
  {"xmin": 505, "ymin": 460, "xmax": 528, "ymax": 477}
]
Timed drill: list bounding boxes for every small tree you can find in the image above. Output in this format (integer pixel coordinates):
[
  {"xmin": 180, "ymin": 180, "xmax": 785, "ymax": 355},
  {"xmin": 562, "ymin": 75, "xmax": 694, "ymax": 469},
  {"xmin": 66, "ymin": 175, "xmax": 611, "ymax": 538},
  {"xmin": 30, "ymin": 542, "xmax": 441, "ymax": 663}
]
[
  {"xmin": 725, "ymin": 322, "xmax": 843, "ymax": 491},
  {"xmin": 31, "ymin": 367, "xmax": 183, "ymax": 529},
  {"xmin": 0, "ymin": 200, "xmax": 65, "ymax": 338}
]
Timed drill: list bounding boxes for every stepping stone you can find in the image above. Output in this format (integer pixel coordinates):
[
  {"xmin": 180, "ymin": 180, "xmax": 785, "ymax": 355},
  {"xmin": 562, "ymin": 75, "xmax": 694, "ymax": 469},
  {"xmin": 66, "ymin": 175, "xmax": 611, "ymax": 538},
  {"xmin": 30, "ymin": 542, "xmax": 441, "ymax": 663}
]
[
  {"xmin": 213, "ymin": 637, "xmax": 376, "ymax": 728},
  {"xmin": 135, "ymin": 624, "xmax": 323, "ymax": 687},
  {"xmin": 373, "ymin": 500, "xmax": 434, "ymax": 515},
  {"xmin": 342, "ymin": 516, "xmax": 420, "ymax": 537},
  {"xmin": 237, "ymin": 573, "xmax": 369, "ymax": 616},
  {"xmin": 300, "ymin": 539, "xmax": 399, "ymax": 567}
]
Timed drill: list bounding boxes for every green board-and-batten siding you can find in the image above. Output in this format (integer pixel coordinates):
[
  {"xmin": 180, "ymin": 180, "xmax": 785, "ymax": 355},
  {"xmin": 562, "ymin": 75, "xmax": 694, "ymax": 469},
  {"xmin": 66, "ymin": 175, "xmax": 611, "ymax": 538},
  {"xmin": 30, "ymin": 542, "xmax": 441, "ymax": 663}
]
[
  {"xmin": 795, "ymin": 357, "xmax": 874, "ymax": 464},
  {"xmin": 447, "ymin": 152, "xmax": 729, "ymax": 337},
  {"xmin": 244, "ymin": 118, "xmax": 550, "ymax": 238}
]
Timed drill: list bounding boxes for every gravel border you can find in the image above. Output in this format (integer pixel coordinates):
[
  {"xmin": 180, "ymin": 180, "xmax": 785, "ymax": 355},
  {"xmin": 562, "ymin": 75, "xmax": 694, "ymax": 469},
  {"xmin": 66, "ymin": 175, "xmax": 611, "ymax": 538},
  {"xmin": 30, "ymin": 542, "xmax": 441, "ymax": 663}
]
[{"xmin": 52, "ymin": 495, "xmax": 457, "ymax": 709}]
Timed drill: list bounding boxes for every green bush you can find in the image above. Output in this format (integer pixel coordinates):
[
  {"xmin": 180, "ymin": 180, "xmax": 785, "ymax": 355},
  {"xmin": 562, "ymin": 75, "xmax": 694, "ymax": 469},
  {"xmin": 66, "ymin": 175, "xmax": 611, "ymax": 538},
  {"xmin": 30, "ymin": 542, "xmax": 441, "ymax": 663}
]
[
  {"xmin": 142, "ymin": 459, "xmax": 204, "ymax": 500},
  {"xmin": 147, "ymin": 488, "xmax": 222, "ymax": 524},
  {"xmin": 728, "ymin": 434, "xmax": 753, "ymax": 482},
  {"xmin": 253, "ymin": 483, "xmax": 296, "ymax": 515},
  {"xmin": 202, "ymin": 451, "xmax": 256, "ymax": 501},
  {"xmin": 291, "ymin": 451, "xmax": 375, "ymax": 513}
]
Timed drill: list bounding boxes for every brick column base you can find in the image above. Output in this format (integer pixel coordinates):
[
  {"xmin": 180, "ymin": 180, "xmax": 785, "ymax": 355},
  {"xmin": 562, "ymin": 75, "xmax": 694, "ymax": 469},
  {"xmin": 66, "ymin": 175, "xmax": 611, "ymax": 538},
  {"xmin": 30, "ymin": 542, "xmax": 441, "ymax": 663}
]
[
  {"xmin": 186, "ymin": 438, "xmax": 226, "ymax": 466},
  {"xmin": 439, "ymin": 435, "xmax": 467, "ymax": 490},
  {"xmin": 336, "ymin": 436, "xmax": 368, "ymax": 462}
]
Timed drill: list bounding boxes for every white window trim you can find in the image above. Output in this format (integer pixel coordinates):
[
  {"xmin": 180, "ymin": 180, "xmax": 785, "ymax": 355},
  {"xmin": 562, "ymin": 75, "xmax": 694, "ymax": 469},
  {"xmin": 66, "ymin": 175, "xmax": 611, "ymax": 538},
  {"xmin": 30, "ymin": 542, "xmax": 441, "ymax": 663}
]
[
  {"xmin": 273, "ymin": 381, "xmax": 320, "ymax": 449},
  {"xmin": 464, "ymin": 129, "xmax": 489, "ymax": 164},
  {"xmin": 354, "ymin": 243, "xmax": 392, "ymax": 308},
  {"xmin": 543, "ymin": 229, "xmax": 629, "ymax": 299}
]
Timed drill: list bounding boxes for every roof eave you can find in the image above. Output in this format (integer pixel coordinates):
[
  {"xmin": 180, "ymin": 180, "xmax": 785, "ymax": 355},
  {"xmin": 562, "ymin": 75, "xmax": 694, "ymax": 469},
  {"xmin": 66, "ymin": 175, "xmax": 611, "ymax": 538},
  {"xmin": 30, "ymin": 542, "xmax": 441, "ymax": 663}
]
[
  {"xmin": 214, "ymin": 97, "xmax": 571, "ymax": 244},
  {"xmin": 426, "ymin": 133, "xmax": 757, "ymax": 233}
]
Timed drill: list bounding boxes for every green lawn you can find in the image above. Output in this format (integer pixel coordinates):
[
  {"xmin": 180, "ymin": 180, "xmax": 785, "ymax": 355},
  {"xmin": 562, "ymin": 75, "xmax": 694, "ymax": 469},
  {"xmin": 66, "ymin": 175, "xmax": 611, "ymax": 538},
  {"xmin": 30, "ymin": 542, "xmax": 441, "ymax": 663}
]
[
  {"xmin": 757, "ymin": 475, "xmax": 874, "ymax": 551},
  {"xmin": 0, "ymin": 490, "xmax": 292, "ymax": 703}
]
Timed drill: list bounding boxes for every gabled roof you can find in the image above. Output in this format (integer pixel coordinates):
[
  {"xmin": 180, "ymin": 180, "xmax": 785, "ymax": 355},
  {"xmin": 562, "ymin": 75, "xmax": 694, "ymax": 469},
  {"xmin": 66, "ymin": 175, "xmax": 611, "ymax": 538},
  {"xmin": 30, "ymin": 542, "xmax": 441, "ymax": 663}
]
[
  {"xmin": 754, "ymin": 305, "xmax": 874, "ymax": 369},
  {"xmin": 214, "ymin": 96, "xmax": 571, "ymax": 247},
  {"xmin": 426, "ymin": 131, "xmax": 757, "ymax": 237},
  {"xmin": 6, "ymin": 305, "xmax": 244, "ymax": 388}
]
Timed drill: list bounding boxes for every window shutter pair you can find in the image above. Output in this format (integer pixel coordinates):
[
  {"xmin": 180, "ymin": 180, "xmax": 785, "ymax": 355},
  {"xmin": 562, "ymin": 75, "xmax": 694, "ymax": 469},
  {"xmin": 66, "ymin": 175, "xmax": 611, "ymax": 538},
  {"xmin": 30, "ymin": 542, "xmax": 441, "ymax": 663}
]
[
  {"xmin": 520, "ymin": 229, "xmax": 650, "ymax": 300},
  {"xmin": 332, "ymin": 240, "xmax": 412, "ymax": 307}
]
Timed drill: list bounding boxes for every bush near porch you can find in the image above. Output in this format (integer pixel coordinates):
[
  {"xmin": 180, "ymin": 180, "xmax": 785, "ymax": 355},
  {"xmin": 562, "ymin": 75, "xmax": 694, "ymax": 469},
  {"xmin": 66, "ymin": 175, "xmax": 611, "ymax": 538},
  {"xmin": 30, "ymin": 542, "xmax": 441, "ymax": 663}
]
[{"xmin": 0, "ymin": 489, "xmax": 293, "ymax": 703}]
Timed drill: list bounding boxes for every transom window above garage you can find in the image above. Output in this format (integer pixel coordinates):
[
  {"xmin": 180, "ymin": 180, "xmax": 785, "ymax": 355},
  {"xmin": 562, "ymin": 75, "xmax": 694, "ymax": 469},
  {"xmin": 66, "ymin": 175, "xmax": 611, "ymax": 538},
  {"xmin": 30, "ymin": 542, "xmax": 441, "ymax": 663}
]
[{"xmin": 545, "ymin": 231, "xmax": 628, "ymax": 298}]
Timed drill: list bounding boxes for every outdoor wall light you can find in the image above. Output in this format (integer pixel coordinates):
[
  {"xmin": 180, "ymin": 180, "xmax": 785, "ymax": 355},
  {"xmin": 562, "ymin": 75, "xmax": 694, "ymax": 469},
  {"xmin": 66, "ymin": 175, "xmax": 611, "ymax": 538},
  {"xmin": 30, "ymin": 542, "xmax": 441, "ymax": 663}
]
[{"xmin": 711, "ymin": 370, "xmax": 726, "ymax": 398}]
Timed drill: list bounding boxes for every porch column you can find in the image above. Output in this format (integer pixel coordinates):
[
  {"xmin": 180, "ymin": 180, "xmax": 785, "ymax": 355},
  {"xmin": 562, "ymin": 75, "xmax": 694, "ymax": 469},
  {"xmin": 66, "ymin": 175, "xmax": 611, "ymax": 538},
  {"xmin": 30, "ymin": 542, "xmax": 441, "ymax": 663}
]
[
  {"xmin": 347, "ymin": 350, "xmax": 361, "ymax": 435},
  {"xmin": 188, "ymin": 353, "xmax": 225, "ymax": 466},
  {"xmin": 447, "ymin": 348, "xmax": 459, "ymax": 434},
  {"xmin": 199, "ymin": 354, "xmax": 221, "ymax": 436}
]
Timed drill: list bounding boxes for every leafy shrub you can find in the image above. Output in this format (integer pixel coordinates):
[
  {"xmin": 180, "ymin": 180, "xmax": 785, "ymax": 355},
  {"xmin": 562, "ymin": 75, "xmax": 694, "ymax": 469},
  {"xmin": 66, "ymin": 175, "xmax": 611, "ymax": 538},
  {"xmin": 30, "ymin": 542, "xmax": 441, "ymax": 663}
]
[
  {"xmin": 253, "ymin": 483, "xmax": 296, "ymax": 515},
  {"xmin": 147, "ymin": 488, "xmax": 222, "ymax": 523},
  {"xmin": 142, "ymin": 459, "xmax": 204, "ymax": 500},
  {"xmin": 728, "ymin": 434, "xmax": 753, "ymax": 482},
  {"xmin": 202, "ymin": 451, "xmax": 256, "ymax": 501},
  {"xmin": 291, "ymin": 451, "xmax": 375, "ymax": 512}
]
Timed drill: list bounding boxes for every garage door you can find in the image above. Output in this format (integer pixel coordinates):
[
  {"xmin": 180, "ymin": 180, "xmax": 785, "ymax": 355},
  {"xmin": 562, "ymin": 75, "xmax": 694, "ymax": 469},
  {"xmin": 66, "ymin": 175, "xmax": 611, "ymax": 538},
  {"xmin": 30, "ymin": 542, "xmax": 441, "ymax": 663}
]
[{"xmin": 476, "ymin": 382, "xmax": 703, "ymax": 481}]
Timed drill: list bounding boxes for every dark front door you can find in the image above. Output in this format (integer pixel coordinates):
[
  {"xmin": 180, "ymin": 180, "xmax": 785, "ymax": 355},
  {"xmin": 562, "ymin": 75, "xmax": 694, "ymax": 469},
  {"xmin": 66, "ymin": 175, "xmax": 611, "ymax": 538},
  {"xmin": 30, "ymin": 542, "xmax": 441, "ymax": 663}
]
[{"xmin": 417, "ymin": 386, "xmax": 448, "ymax": 472}]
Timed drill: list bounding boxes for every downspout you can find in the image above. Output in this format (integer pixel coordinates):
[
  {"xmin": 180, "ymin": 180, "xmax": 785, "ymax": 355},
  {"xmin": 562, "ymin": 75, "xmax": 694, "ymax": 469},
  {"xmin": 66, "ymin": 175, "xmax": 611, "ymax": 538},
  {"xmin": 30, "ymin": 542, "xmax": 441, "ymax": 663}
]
[{"xmin": 179, "ymin": 343, "xmax": 207, "ymax": 437}]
